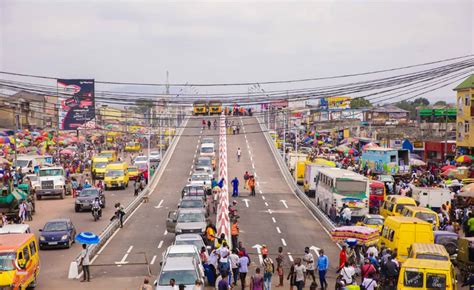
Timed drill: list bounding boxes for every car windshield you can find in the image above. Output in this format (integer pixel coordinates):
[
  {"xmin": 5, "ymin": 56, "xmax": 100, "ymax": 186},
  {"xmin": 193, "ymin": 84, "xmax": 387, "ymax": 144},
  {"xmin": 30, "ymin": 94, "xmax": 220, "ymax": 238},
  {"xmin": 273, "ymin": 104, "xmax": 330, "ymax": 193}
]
[
  {"xmin": 192, "ymin": 175, "xmax": 208, "ymax": 181},
  {"xmin": 0, "ymin": 252, "xmax": 16, "ymax": 271},
  {"xmin": 100, "ymin": 153, "xmax": 113, "ymax": 158},
  {"xmin": 44, "ymin": 221, "xmax": 68, "ymax": 231},
  {"xmin": 135, "ymin": 157, "xmax": 147, "ymax": 162},
  {"xmin": 79, "ymin": 189, "xmax": 99, "ymax": 197},
  {"xmin": 158, "ymin": 270, "xmax": 197, "ymax": 286},
  {"xmin": 415, "ymin": 212, "xmax": 437, "ymax": 224},
  {"xmin": 26, "ymin": 176, "xmax": 38, "ymax": 182},
  {"xmin": 39, "ymin": 169, "xmax": 63, "ymax": 177},
  {"xmin": 15, "ymin": 159, "xmax": 30, "ymax": 168},
  {"xmin": 177, "ymin": 213, "xmax": 205, "ymax": 223},
  {"xmin": 415, "ymin": 253, "xmax": 449, "ymax": 261},
  {"xmin": 150, "ymin": 152, "xmax": 160, "ymax": 157},
  {"xmin": 201, "ymin": 147, "xmax": 213, "ymax": 153},
  {"xmin": 136, "ymin": 163, "xmax": 147, "ymax": 170},
  {"xmin": 366, "ymin": 218, "xmax": 384, "ymax": 225},
  {"xmin": 196, "ymin": 158, "xmax": 211, "ymax": 166},
  {"xmin": 106, "ymin": 170, "xmax": 124, "ymax": 177},
  {"xmin": 95, "ymin": 162, "xmax": 107, "ymax": 168},
  {"xmin": 175, "ymin": 240, "xmax": 204, "ymax": 249},
  {"xmin": 181, "ymin": 200, "xmax": 203, "ymax": 208},
  {"xmin": 183, "ymin": 187, "xmax": 205, "ymax": 196},
  {"xmin": 127, "ymin": 142, "xmax": 137, "ymax": 147},
  {"xmin": 128, "ymin": 167, "xmax": 138, "ymax": 173},
  {"xmin": 168, "ymin": 252, "xmax": 195, "ymax": 259}
]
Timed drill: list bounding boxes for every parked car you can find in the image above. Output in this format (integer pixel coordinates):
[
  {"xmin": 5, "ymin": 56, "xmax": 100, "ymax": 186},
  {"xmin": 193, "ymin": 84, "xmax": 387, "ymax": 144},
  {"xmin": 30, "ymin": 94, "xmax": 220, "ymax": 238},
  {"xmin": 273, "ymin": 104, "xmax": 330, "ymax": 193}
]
[
  {"xmin": 178, "ymin": 197, "xmax": 208, "ymax": 217},
  {"xmin": 201, "ymin": 137, "xmax": 215, "ymax": 146},
  {"xmin": 434, "ymin": 230, "xmax": 458, "ymax": 256},
  {"xmin": 128, "ymin": 166, "xmax": 140, "ymax": 181},
  {"xmin": 135, "ymin": 161, "xmax": 148, "ymax": 173},
  {"xmin": 75, "ymin": 187, "xmax": 105, "ymax": 212},
  {"xmin": 194, "ymin": 165, "xmax": 213, "ymax": 177},
  {"xmin": 166, "ymin": 208, "xmax": 207, "ymax": 235},
  {"xmin": 161, "ymin": 245, "xmax": 204, "ymax": 278},
  {"xmin": 195, "ymin": 157, "xmax": 212, "ymax": 168},
  {"xmin": 189, "ymin": 172, "xmax": 212, "ymax": 188},
  {"xmin": 149, "ymin": 151, "xmax": 161, "ymax": 163},
  {"xmin": 181, "ymin": 185, "xmax": 207, "ymax": 200},
  {"xmin": 133, "ymin": 156, "xmax": 147, "ymax": 164},
  {"xmin": 154, "ymin": 257, "xmax": 203, "ymax": 290},
  {"xmin": 39, "ymin": 218, "xmax": 76, "ymax": 249},
  {"xmin": 174, "ymin": 234, "xmax": 207, "ymax": 252}
]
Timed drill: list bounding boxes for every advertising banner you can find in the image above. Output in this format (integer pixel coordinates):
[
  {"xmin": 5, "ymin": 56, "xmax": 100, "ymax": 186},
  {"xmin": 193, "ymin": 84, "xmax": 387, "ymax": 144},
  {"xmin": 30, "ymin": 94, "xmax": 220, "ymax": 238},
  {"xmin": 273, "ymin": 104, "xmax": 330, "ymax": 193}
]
[{"xmin": 57, "ymin": 79, "xmax": 95, "ymax": 130}]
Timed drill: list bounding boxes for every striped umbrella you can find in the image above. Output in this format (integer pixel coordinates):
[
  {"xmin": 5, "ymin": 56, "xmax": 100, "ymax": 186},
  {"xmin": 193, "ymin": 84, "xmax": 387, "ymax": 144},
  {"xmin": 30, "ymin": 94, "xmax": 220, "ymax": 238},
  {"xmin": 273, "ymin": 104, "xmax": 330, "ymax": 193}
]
[
  {"xmin": 456, "ymin": 155, "xmax": 472, "ymax": 163},
  {"xmin": 75, "ymin": 232, "xmax": 100, "ymax": 245}
]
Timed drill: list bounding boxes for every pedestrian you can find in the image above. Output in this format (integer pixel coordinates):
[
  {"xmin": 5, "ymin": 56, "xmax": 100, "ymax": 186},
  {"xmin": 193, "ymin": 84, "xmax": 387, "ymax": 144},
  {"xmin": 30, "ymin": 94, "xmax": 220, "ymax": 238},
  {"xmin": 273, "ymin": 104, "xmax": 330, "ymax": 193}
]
[
  {"xmin": 79, "ymin": 244, "xmax": 91, "ymax": 282},
  {"xmin": 276, "ymin": 247, "xmax": 284, "ymax": 287},
  {"xmin": 360, "ymin": 258, "xmax": 376, "ymax": 283},
  {"xmin": 237, "ymin": 148, "xmax": 241, "ymax": 162},
  {"xmin": 287, "ymin": 261, "xmax": 296, "ymax": 290},
  {"xmin": 248, "ymin": 176, "xmax": 256, "ymax": 197},
  {"xmin": 361, "ymin": 272, "xmax": 378, "ymax": 290},
  {"xmin": 232, "ymin": 177, "xmax": 239, "ymax": 197},
  {"xmin": 303, "ymin": 247, "xmax": 316, "ymax": 284},
  {"xmin": 114, "ymin": 203, "xmax": 125, "ymax": 228},
  {"xmin": 293, "ymin": 258, "xmax": 306, "ymax": 290},
  {"xmin": 316, "ymin": 249, "xmax": 329, "ymax": 290},
  {"xmin": 230, "ymin": 249, "xmax": 240, "ymax": 285},
  {"xmin": 193, "ymin": 279, "xmax": 203, "ymax": 290},
  {"xmin": 237, "ymin": 125, "xmax": 240, "ymax": 134},
  {"xmin": 218, "ymin": 272, "xmax": 230, "ymax": 290},
  {"xmin": 243, "ymin": 171, "xmax": 250, "ymax": 189},
  {"xmin": 208, "ymin": 120, "xmax": 212, "ymax": 130},
  {"xmin": 338, "ymin": 245, "xmax": 347, "ymax": 272},
  {"xmin": 26, "ymin": 199, "xmax": 33, "ymax": 221},
  {"xmin": 231, "ymin": 219, "xmax": 239, "ymax": 248},
  {"xmin": 262, "ymin": 254, "xmax": 274, "ymax": 290},
  {"xmin": 250, "ymin": 268, "xmax": 264, "ymax": 290},
  {"xmin": 18, "ymin": 200, "xmax": 27, "ymax": 223},
  {"xmin": 206, "ymin": 221, "xmax": 217, "ymax": 247},
  {"xmin": 340, "ymin": 262, "xmax": 355, "ymax": 286},
  {"xmin": 238, "ymin": 249, "xmax": 250, "ymax": 290},
  {"xmin": 140, "ymin": 278, "xmax": 153, "ymax": 290},
  {"xmin": 202, "ymin": 120, "xmax": 206, "ymax": 129}
]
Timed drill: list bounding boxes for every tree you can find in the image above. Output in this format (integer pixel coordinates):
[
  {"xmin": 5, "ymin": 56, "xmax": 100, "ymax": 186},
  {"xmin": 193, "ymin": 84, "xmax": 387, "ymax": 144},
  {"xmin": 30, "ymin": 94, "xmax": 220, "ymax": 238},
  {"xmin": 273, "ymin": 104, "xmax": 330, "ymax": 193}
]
[
  {"xmin": 350, "ymin": 98, "xmax": 372, "ymax": 109},
  {"xmin": 412, "ymin": 97, "xmax": 430, "ymax": 107},
  {"xmin": 433, "ymin": 100, "xmax": 448, "ymax": 107}
]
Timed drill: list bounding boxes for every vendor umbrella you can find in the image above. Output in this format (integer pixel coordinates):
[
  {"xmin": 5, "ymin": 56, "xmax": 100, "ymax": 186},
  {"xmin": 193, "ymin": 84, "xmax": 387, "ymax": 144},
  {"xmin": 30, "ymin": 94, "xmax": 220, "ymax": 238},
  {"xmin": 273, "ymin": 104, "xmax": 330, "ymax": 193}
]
[
  {"xmin": 75, "ymin": 232, "xmax": 100, "ymax": 245},
  {"xmin": 456, "ymin": 155, "xmax": 472, "ymax": 163},
  {"xmin": 348, "ymin": 148, "xmax": 358, "ymax": 155},
  {"xmin": 441, "ymin": 165, "xmax": 456, "ymax": 172},
  {"xmin": 60, "ymin": 149, "xmax": 74, "ymax": 156},
  {"xmin": 330, "ymin": 226, "xmax": 379, "ymax": 246},
  {"xmin": 410, "ymin": 158, "xmax": 426, "ymax": 166}
]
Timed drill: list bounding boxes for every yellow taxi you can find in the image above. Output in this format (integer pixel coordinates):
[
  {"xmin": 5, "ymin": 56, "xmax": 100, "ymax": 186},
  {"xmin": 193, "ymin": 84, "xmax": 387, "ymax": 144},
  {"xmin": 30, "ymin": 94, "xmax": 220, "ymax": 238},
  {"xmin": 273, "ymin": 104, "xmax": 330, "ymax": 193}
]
[
  {"xmin": 356, "ymin": 214, "xmax": 384, "ymax": 231},
  {"xmin": 398, "ymin": 258, "xmax": 457, "ymax": 290},
  {"xmin": 128, "ymin": 165, "xmax": 140, "ymax": 181},
  {"xmin": 99, "ymin": 150, "xmax": 117, "ymax": 162},
  {"xmin": 104, "ymin": 162, "xmax": 129, "ymax": 190},
  {"xmin": 91, "ymin": 157, "xmax": 109, "ymax": 179},
  {"xmin": 0, "ymin": 234, "xmax": 40, "ymax": 289},
  {"xmin": 125, "ymin": 141, "xmax": 141, "ymax": 152},
  {"xmin": 380, "ymin": 195, "xmax": 417, "ymax": 218}
]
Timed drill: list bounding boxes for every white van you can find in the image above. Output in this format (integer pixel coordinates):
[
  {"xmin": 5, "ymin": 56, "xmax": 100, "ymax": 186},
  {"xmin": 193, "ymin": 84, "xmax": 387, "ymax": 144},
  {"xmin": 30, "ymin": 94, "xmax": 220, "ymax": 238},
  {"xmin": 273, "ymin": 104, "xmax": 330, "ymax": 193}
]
[
  {"xmin": 303, "ymin": 163, "xmax": 331, "ymax": 196},
  {"xmin": 411, "ymin": 187, "xmax": 451, "ymax": 211},
  {"xmin": 0, "ymin": 224, "xmax": 31, "ymax": 234},
  {"xmin": 14, "ymin": 155, "xmax": 53, "ymax": 173},
  {"xmin": 200, "ymin": 144, "xmax": 215, "ymax": 158}
]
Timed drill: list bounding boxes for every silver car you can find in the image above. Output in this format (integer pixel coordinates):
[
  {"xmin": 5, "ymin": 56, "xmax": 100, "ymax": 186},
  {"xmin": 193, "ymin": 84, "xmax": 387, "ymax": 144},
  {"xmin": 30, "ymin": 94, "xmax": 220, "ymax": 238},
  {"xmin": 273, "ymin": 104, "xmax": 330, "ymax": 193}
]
[
  {"xmin": 166, "ymin": 208, "xmax": 207, "ymax": 236},
  {"xmin": 174, "ymin": 234, "xmax": 207, "ymax": 252}
]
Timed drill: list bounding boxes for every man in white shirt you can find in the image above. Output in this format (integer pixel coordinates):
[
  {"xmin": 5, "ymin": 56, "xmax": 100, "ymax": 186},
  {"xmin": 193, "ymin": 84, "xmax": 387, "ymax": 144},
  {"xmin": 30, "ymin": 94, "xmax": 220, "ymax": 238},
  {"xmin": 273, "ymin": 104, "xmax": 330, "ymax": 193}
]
[
  {"xmin": 366, "ymin": 245, "xmax": 378, "ymax": 258},
  {"xmin": 294, "ymin": 258, "xmax": 306, "ymax": 290},
  {"xmin": 303, "ymin": 247, "xmax": 316, "ymax": 284},
  {"xmin": 361, "ymin": 273, "xmax": 378, "ymax": 290},
  {"xmin": 229, "ymin": 249, "xmax": 240, "ymax": 285},
  {"xmin": 79, "ymin": 244, "xmax": 91, "ymax": 282},
  {"xmin": 340, "ymin": 262, "xmax": 355, "ymax": 285}
]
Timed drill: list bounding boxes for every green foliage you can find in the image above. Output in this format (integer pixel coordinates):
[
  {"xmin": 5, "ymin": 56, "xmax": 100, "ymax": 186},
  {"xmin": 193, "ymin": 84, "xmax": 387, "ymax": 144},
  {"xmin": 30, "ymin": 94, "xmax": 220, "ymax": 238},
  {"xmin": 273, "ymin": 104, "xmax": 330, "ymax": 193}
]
[{"xmin": 350, "ymin": 98, "xmax": 372, "ymax": 109}]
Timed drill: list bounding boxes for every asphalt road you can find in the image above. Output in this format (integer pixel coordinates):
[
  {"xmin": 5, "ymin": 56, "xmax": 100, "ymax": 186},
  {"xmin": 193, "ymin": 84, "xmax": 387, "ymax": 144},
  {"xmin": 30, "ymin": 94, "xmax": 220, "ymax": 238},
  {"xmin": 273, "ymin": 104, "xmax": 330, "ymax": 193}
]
[
  {"xmin": 29, "ymin": 149, "xmax": 160, "ymax": 289},
  {"xmin": 35, "ymin": 115, "xmax": 341, "ymax": 290},
  {"xmin": 226, "ymin": 115, "xmax": 340, "ymax": 287}
]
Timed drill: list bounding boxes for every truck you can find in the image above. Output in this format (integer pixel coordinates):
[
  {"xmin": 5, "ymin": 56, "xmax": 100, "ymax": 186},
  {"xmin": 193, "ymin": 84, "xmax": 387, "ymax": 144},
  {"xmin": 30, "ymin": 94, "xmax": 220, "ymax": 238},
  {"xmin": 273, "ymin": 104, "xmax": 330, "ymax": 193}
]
[
  {"xmin": 35, "ymin": 166, "xmax": 67, "ymax": 199},
  {"xmin": 303, "ymin": 163, "xmax": 333, "ymax": 198},
  {"xmin": 411, "ymin": 187, "xmax": 451, "ymax": 211},
  {"xmin": 0, "ymin": 185, "xmax": 29, "ymax": 222},
  {"xmin": 13, "ymin": 154, "xmax": 53, "ymax": 173},
  {"xmin": 286, "ymin": 153, "xmax": 307, "ymax": 176}
]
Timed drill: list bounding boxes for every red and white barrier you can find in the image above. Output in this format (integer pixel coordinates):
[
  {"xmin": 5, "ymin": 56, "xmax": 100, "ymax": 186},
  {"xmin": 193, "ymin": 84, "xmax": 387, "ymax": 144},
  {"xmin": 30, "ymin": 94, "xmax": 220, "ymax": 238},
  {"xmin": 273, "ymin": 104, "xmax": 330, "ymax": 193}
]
[{"xmin": 216, "ymin": 113, "xmax": 231, "ymax": 247}]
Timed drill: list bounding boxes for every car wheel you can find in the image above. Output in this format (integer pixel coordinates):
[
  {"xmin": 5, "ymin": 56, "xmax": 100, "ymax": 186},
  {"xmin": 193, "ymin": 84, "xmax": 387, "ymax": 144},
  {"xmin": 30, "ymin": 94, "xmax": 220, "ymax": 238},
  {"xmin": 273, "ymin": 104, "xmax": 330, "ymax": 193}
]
[
  {"xmin": 66, "ymin": 239, "xmax": 71, "ymax": 249},
  {"xmin": 36, "ymin": 195, "xmax": 42, "ymax": 200},
  {"xmin": 60, "ymin": 190, "xmax": 65, "ymax": 199},
  {"xmin": 27, "ymin": 274, "xmax": 37, "ymax": 289},
  {"xmin": 75, "ymin": 205, "xmax": 81, "ymax": 212},
  {"xmin": 101, "ymin": 202, "xmax": 106, "ymax": 208}
]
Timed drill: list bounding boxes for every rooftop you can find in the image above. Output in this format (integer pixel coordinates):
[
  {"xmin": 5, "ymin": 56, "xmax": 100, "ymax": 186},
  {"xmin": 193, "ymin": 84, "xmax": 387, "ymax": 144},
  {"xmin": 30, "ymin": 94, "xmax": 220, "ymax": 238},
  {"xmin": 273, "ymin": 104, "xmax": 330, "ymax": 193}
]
[
  {"xmin": 454, "ymin": 74, "xmax": 474, "ymax": 91},
  {"xmin": 369, "ymin": 104, "xmax": 409, "ymax": 113}
]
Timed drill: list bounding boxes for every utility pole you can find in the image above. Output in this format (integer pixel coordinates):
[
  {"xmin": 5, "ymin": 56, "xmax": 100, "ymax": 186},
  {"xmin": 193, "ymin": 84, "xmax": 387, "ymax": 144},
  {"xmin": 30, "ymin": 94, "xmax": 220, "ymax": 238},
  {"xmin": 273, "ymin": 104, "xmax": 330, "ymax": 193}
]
[{"xmin": 444, "ymin": 107, "xmax": 448, "ymax": 160}]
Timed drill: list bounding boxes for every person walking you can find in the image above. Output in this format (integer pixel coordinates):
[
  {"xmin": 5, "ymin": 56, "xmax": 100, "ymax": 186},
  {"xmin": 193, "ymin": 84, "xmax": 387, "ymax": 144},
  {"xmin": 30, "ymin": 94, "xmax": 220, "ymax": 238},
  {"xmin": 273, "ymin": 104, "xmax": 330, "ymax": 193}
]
[
  {"xmin": 262, "ymin": 254, "xmax": 274, "ymax": 290},
  {"xmin": 250, "ymin": 268, "xmax": 264, "ymax": 290},
  {"xmin": 238, "ymin": 250, "xmax": 250, "ymax": 290},
  {"xmin": 293, "ymin": 258, "xmax": 306, "ymax": 290},
  {"xmin": 303, "ymin": 247, "xmax": 316, "ymax": 284},
  {"xmin": 243, "ymin": 171, "xmax": 250, "ymax": 189},
  {"xmin": 79, "ymin": 244, "xmax": 91, "ymax": 282},
  {"xmin": 18, "ymin": 200, "xmax": 27, "ymax": 223},
  {"xmin": 114, "ymin": 203, "xmax": 125, "ymax": 228},
  {"xmin": 316, "ymin": 249, "xmax": 329, "ymax": 290},
  {"xmin": 230, "ymin": 249, "xmax": 240, "ymax": 286},
  {"xmin": 287, "ymin": 261, "xmax": 296, "ymax": 290},
  {"xmin": 237, "ymin": 148, "xmax": 241, "ymax": 162},
  {"xmin": 248, "ymin": 176, "xmax": 256, "ymax": 197},
  {"xmin": 232, "ymin": 177, "xmax": 240, "ymax": 197},
  {"xmin": 275, "ymin": 247, "xmax": 284, "ymax": 287},
  {"xmin": 231, "ymin": 219, "xmax": 240, "ymax": 249},
  {"xmin": 140, "ymin": 278, "xmax": 153, "ymax": 290},
  {"xmin": 26, "ymin": 199, "xmax": 33, "ymax": 221}
]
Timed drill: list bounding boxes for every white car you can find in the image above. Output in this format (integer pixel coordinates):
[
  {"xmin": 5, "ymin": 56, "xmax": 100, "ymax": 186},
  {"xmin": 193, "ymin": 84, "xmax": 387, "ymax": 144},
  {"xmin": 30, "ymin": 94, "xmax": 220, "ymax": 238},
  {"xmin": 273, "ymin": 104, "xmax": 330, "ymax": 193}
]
[
  {"xmin": 189, "ymin": 172, "xmax": 212, "ymax": 188},
  {"xmin": 133, "ymin": 155, "xmax": 148, "ymax": 164},
  {"xmin": 201, "ymin": 137, "xmax": 215, "ymax": 147},
  {"xmin": 174, "ymin": 234, "xmax": 207, "ymax": 252},
  {"xmin": 149, "ymin": 151, "xmax": 161, "ymax": 162},
  {"xmin": 194, "ymin": 165, "xmax": 213, "ymax": 176},
  {"xmin": 161, "ymin": 244, "xmax": 204, "ymax": 279},
  {"xmin": 199, "ymin": 144, "xmax": 215, "ymax": 158}
]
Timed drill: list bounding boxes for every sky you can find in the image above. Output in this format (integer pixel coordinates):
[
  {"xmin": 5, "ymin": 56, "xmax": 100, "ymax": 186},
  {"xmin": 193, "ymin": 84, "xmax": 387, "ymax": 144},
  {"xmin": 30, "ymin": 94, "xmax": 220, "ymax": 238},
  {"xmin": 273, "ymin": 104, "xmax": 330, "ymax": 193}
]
[{"xmin": 0, "ymin": 0, "xmax": 473, "ymax": 104}]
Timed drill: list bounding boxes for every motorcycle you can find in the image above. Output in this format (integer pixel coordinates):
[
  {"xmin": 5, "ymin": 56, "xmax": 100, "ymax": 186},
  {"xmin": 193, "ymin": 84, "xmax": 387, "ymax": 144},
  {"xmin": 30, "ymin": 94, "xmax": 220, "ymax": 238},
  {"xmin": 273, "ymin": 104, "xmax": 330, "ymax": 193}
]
[{"xmin": 92, "ymin": 204, "xmax": 101, "ymax": 221}]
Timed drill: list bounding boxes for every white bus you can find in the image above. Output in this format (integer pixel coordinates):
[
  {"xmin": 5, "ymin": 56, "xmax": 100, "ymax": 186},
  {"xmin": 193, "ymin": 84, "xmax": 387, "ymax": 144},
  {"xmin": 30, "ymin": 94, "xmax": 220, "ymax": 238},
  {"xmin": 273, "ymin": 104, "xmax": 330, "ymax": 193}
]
[{"xmin": 315, "ymin": 168, "xmax": 369, "ymax": 220}]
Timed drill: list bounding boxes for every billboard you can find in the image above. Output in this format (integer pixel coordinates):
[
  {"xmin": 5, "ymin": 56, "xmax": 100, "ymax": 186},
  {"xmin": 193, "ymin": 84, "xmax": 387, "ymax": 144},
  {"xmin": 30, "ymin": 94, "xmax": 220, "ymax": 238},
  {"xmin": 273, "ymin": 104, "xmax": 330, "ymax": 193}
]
[
  {"xmin": 57, "ymin": 79, "xmax": 95, "ymax": 130},
  {"xmin": 320, "ymin": 96, "xmax": 351, "ymax": 110}
]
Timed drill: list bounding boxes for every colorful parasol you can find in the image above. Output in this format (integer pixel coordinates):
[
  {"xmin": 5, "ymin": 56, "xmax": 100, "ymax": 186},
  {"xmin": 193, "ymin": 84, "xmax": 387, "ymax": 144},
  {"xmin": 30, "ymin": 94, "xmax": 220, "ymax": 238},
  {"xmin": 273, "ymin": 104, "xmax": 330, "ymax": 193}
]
[
  {"xmin": 441, "ymin": 165, "xmax": 456, "ymax": 172},
  {"xmin": 456, "ymin": 155, "xmax": 472, "ymax": 163},
  {"xmin": 330, "ymin": 226, "xmax": 379, "ymax": 245}
]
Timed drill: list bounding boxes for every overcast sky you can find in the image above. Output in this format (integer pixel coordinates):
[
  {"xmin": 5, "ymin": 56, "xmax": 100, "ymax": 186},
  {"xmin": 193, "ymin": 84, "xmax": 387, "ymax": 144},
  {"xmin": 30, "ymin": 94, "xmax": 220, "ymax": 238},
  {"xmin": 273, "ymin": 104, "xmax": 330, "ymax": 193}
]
[{"xmin": 0, "ymin": 0, "xmax": 472, "ymax": 103}]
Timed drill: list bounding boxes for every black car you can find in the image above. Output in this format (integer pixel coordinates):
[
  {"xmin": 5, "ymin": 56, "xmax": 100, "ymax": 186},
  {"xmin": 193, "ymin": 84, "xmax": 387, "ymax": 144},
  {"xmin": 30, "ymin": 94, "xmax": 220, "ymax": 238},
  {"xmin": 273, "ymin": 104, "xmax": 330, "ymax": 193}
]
[{"xmin": 75, "ymin": 187, "xmax": 105, "ymax": 212}]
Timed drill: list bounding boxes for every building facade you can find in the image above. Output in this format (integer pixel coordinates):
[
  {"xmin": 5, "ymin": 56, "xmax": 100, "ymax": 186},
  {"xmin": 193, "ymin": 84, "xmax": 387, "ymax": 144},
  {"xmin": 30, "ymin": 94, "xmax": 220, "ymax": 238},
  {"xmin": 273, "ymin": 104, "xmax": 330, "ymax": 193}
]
[{"xmin": 455, "ymin": 75, "xmax": 474, "ymax": 154}]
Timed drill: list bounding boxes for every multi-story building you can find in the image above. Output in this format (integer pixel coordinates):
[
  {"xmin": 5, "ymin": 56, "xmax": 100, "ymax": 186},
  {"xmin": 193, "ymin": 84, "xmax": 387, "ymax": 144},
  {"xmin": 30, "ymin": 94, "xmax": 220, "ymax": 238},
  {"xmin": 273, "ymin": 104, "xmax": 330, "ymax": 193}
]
[{"xmin": 455, "ymin": 75, "xmax": 474, "ymax": 154}]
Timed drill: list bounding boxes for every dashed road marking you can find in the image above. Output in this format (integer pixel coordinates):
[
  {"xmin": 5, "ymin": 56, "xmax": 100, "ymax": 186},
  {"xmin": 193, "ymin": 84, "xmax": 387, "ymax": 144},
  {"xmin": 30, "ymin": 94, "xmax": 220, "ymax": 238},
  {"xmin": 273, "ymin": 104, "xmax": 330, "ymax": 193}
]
[
  {"xmin": 272, "ymin": 217, "xmax": 276, "ymax": 223},
  {"xmin": 276, "ymin": 227, "xmax": 281, "ymax": 234},
  {"xmin": 261, "ymin": 195, "xmax": 265, "ymax": 200},
  {"xmin": 264, "ymin": 202, "xmax": 269, "ymax": 207},
  {"xmin": 281, "ymin": 238, "xmax": 287, "ymax": 246},
  {"xmin": 157, "ymin": 240, "xmax": 164, "ymax": 249},
  {"xmin": 150, "ymin": 255, "xmax": 157, "ymax": 265},
  {"xmin": 115, "ymin": 245, "xmax": 134, "ymax": 266},
  {"xmin": 288, "ymin": 253, "xmax": 294, "ymax": 262},
  {"xmin": 164, "ymin": 230, "xmax": 168, "ymax": 235}
]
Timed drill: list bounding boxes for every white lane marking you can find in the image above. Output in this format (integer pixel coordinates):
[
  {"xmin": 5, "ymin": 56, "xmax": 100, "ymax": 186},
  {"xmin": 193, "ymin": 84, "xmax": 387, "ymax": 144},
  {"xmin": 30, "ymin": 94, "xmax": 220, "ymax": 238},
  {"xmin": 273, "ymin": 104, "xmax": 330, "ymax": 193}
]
[
  {"xmin": 280, "ymin": 200, "xmax": 288, "ymax": 209},
  {"xmin": 154, "ymin": 199, "xmax": 164, "ymax": 209},
  {"xmin": 261, "ymin": 195, "xmax": 265, "ymax": 200},
  {"xmin": 267, "ymin": 209, "xmax": 273, "ymax": 214},
  {"xmin": 191, "ymin": 164, "xmax": 194, "ymax": 169},
  {"xmin": 123, "ymin": 199, "xmax": 144, "ymax": 226},
  {"xmin": 250, "ymin": 156, "xmax": 253, "ymax": 162},
  {"xmin": 276, "ymin": 227, "xmax": 281, "ymax": 234},
  {"xmin": 189, "ymin": 170, "xmax": 192, "ymax": 176},
  {"xmin": 150, "ymin": 255, "xmax": 157, "ymax": 265},
  {"xmin": 264, "ymin": 202, "xmax": 269, "ymax": 207},
  {"xmin": 272, "ymin": 217, "xmax": 276, "ymax": 223},
  {"xmin": 257, "ymin": 181, "xmax": 260, "ymax": 187},
  {"xmin": 252, "ymin": 164, "xmax": 255, "ymax": 169},
  {"xmin": 288, "ymin": 252, "xmax": 294, "ymax": 262},
  {"xmin": 243, "ymin": 199, "xmax": 250, "ymax": 208},
  {"xmin": 281, "ymin": 238, "xmax": 287, "ymax": 246},
  {"xmin": 115, "ymin": 245, "xmax": 134, "ymax": 266},
  {"xmin": 164, "ymin": 230, "xmax": 168, "ymax": 235},
  {"xmin": 157, "ymin": 240, "xmax": 164, "ymax": 249}
]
